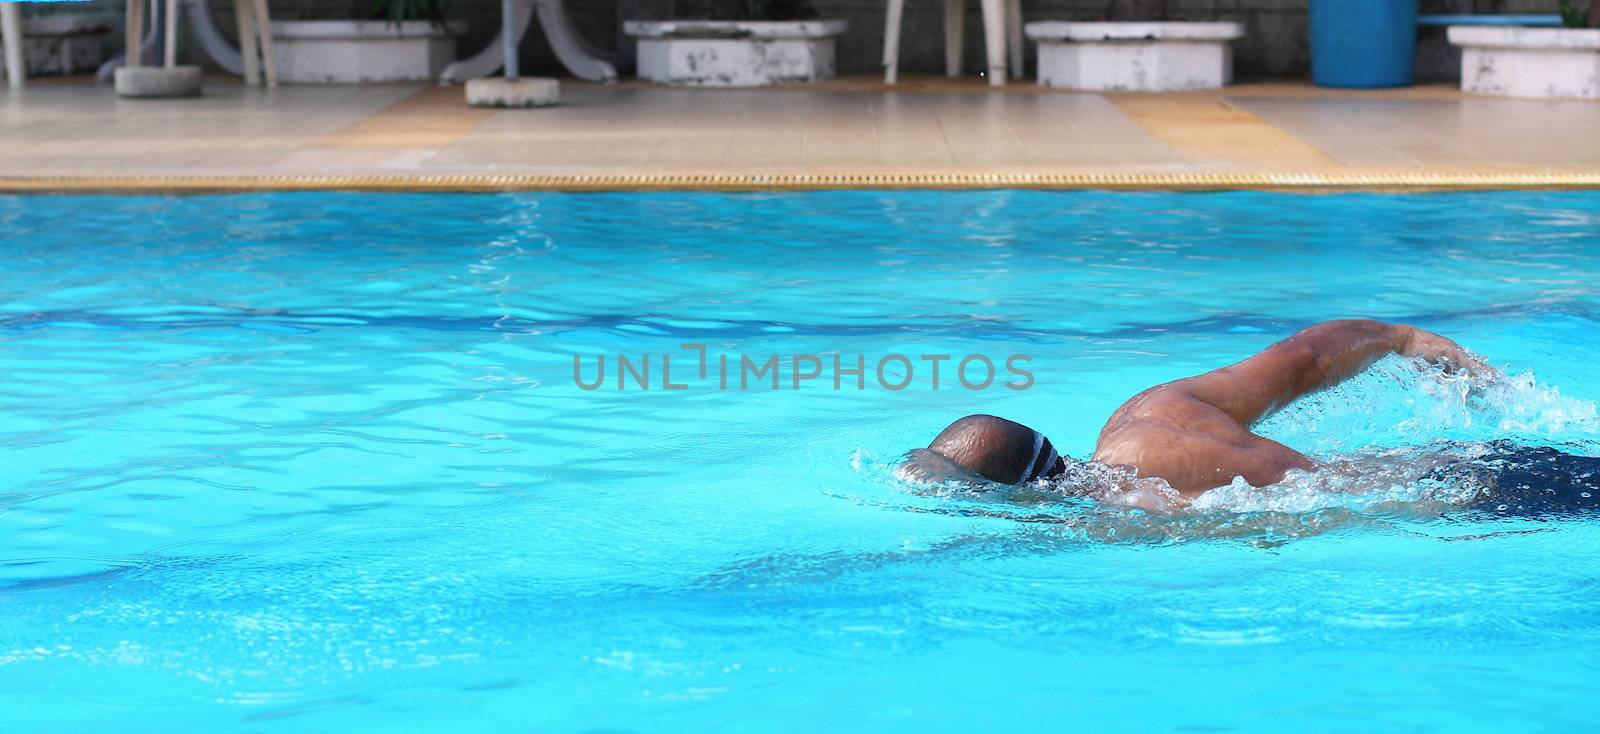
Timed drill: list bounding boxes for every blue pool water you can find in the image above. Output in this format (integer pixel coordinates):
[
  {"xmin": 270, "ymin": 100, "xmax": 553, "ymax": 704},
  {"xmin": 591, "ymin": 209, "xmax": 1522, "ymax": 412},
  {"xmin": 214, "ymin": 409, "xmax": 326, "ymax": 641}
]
[{"xmin": 2, "ymin": 190, "xmax": 1599, "ymax": 731}]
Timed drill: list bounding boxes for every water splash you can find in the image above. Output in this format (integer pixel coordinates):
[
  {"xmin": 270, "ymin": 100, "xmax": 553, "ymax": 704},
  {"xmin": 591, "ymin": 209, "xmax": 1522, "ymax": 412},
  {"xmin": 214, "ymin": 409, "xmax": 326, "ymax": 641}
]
[
  {"xmin": 1256, "ymin": 355, "xmax": 1600, "ymax": 454},
  {"xmin": 852, "ymin": 450, "xmax": 1380, "ymax": 546},
  {"xmin": 1187, "ymin": 444, "xmax": 1487, "ymax": 515}
]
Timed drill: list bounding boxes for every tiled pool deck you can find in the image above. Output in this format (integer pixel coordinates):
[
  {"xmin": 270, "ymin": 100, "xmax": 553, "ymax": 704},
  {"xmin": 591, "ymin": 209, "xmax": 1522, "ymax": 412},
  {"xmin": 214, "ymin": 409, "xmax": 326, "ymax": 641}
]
[{"xmin": 3, "ymin": 76, "xmax": 1599, "ymax": 191}]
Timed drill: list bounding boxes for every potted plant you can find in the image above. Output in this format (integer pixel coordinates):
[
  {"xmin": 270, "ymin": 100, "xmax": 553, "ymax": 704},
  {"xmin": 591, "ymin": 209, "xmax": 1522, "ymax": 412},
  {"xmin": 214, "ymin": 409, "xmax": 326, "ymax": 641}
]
[
  {"xmin": 1448, "ymin": 1, "xmax": 1600, "ymax": 98},
  {"xmin": 271, "ymin": 0, "xmax": 464, "ymax": 83},
  {"xmin": 624, "ymin": 0, "xmax": 847, "ymax": 87},
  {"xmin": 1023, "ymin": 0, "xmax": 1245, "ymax": 91}
]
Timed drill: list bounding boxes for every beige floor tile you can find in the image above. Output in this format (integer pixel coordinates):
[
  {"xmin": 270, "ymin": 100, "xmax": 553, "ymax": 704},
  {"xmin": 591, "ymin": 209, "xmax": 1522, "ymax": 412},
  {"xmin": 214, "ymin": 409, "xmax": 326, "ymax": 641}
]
[
  {"xmin": 1234, "ymin": 95, "xmax": 1600, "ymax": 169},
  {"xmin": 3, "ymin": 75, "xmax": 1599, "ymax": 184}
]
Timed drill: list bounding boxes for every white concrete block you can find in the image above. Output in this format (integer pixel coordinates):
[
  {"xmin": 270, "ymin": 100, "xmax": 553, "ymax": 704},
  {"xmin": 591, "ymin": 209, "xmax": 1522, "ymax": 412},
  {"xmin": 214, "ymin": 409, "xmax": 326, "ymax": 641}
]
[
  {"xmin": 1449, "ymin": 26, "xmax": 1600, "ymax": 99},
  {"xmin": 1025, "ymin": 21, "xmax": 1244, "ymax": 92},
  {"xmin": 623, "ymin": 20, "xmax": 846, "ymax": 87},
  {"xmin": 272, "ymin": 20, "xmax": 461, "ymax": 84},
  {"xmin": 114, "ymin": 65, "xmax": 202, "ymax": 98},
  {"xmin": 466, "ymin": 77, "xmax": 559, "ymax": 108}
]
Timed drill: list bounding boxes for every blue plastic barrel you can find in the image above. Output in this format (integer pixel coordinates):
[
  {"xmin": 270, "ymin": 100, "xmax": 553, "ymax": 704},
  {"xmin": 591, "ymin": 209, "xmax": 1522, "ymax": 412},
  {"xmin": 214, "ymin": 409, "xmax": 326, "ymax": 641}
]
[{"xmin": 1310, "ymin": 0, "xmax": 1419, "ymax": 88}]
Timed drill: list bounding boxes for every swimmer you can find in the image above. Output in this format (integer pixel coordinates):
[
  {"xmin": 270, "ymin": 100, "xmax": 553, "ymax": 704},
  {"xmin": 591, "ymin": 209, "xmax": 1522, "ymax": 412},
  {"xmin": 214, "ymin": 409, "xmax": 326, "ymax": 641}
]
[{"xmin": 905, "ymin": 319, "xmax": 1600, "ymax": 514}]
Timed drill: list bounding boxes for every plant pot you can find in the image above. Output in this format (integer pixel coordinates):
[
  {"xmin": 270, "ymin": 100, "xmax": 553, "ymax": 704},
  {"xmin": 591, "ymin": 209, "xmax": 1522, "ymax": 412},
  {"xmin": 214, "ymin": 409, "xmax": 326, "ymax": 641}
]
[
  {"xmin": 271, "ymin": 20, "xmax": 463, "ymax": 84},
  {"xmin": 1309, "ymin": 0, "xmax": 1418, "ymax": 88},
  {"xmin": 21, "ymin": 12, "xmax": 112, "ymax": 76},
  {"xmin": 1024, "ymin": 22, "xmax": 1244, "ymax": 92},
  {"xmin": 1448, "ymin": 26, "xmax": 1600, "ymax": 98},
  {"xmin": 623, "ymin": 20, "xmax": 846, "ymax": 87}
]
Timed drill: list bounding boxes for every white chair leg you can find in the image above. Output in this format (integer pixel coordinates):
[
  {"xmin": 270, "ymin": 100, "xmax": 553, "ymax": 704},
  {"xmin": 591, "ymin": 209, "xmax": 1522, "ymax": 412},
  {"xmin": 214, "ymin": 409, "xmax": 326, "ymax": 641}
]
[
  {"xmin": 980, "ymin": 0, "xmax": 1005, "ymax": 86},
  {"xmin": 125, "ymin": 0, "xmax": 145, "ymax": 66},
  {"xmin": 163, "ymin": 0, "xmax": 178, "ymax": 67},
  {"xmin": 1, "ymin": 2, "xmax": 24, "ymax": 88},
  {"xmin": 883, "ymin": 0, "xmax": 903, "ymax": 85},
  {"xmin": 250, "ymin": 0, "xmax": 276, "ymax": 87},
  {"xmin": 1006, "ymin": 0, "xmax": 1023, "ymax": 79},
  {"xmin": 943, "ymin": 0, "xmax": 963, "ymax": 78},
  {"xmin": 234, "ymin": 0, "xmax": 258, "ymax": 85}
]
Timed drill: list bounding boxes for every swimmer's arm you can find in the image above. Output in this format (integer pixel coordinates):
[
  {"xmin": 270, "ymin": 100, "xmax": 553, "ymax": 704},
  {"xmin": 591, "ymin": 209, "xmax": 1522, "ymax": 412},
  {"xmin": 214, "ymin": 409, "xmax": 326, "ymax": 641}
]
[{"xmin": 1182, "ymin": 320, "xmax": 1485, "ymax": 427}]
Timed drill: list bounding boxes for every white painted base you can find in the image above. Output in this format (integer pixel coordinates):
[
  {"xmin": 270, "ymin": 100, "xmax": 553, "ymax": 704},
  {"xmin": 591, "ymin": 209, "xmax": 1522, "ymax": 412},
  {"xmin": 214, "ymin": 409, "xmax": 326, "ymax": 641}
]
[
  {"xmin": 271, "ymin": 20, "xmax": 461, "ymax": 84},
  {"xmin": 1025, "ymin": 21, "xmax": 1244, "ymax": 92},
  {"xmin": 466, "ymin": 77, "xmax": 559, "ymax": 107},
  {"xmin": 1449, "ymin": 26, "xmax": 1600, "ymax": 99},
  {"xmin": 623, "ymin": 20, "xmax": 846, "ymax": 87}
]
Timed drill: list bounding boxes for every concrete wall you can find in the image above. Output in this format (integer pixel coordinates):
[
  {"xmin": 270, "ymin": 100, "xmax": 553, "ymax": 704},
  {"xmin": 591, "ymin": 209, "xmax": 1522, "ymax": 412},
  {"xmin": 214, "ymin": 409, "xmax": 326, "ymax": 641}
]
[{"xmin": 47, "ymin": 0, "xmax": 1569, "ymax": 80}]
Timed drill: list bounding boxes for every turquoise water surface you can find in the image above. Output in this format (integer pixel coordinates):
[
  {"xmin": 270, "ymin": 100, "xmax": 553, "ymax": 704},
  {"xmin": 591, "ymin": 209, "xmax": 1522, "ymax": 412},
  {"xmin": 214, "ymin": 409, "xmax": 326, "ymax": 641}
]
[{"xmin": 2, "ymin": 191, "xmax": 1599, "ymax": 731}]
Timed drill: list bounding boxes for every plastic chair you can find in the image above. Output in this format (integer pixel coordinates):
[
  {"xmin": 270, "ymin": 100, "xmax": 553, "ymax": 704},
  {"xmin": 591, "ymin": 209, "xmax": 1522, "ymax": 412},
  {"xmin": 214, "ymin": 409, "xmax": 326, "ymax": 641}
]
[
  {"xmin": 883, "ymin": 0, "xmax": 1023, "ymax": 86},
  {"xmin": 230, "ymin": 0, "xmax": 277, "ymax": 87},
  {"xmin": 104, "ymin": 0, "xmax": 276, "ymax": 86}
]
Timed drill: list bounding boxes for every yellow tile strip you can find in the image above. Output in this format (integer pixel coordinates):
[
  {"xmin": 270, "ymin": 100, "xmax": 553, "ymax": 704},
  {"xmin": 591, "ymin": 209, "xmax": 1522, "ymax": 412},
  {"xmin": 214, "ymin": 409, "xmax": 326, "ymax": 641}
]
[
  {"xmin": 3, "ymin": 170, "xmax": 1600, "ymax": 193},
  {"xmin": 310, "ymin": 86, "xmax": 497, "ymax": 150},
  {"xmin": 1106, "ymin": 94, "xmax": 1339, "ymax": 168}
]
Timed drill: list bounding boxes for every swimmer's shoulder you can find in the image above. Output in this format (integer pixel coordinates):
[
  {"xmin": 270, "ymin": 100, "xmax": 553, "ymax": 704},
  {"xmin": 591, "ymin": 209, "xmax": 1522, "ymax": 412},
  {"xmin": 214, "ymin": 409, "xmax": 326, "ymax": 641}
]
[
  {"xmin": 1094, "ymin": 386, "xmax": 1310, "ymax": 496},
  {"xmin": 1096, "ymin": 379, "xmax": 1234, "ymax": 447}
]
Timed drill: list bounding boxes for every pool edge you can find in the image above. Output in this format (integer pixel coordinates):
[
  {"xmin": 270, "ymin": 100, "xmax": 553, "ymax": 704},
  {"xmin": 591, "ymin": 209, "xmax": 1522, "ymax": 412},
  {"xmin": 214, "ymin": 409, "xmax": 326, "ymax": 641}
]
[{"xmin": 4, "ymin": 170, "xmax": 1600, "ymax": 194}]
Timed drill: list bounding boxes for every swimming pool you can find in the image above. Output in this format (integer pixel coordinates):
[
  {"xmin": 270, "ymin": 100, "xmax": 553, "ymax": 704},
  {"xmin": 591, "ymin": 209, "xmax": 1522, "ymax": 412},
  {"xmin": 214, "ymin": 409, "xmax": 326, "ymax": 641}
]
[{"xmin": 2, "ymin": 190, "xmax": 1599, "ymax": 731}]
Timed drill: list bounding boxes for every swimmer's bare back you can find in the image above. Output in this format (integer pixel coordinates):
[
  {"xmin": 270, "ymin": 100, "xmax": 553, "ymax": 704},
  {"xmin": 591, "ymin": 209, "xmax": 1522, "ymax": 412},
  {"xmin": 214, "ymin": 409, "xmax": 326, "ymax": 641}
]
[{"xmin": 1092, "ymin": 320, "xmax": 1491, "ymax": 498}]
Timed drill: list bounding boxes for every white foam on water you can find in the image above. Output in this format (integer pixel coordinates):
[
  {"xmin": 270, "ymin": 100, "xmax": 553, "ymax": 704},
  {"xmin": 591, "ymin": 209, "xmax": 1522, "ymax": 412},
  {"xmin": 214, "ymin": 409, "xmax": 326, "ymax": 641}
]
[
  {"xmin": 1255, "ymin": 355, "xmax": 1600, "ymax": 453},
  {"xmin": 1187, "ymin": 445, "xmax": 1486, "ymax": 515}
]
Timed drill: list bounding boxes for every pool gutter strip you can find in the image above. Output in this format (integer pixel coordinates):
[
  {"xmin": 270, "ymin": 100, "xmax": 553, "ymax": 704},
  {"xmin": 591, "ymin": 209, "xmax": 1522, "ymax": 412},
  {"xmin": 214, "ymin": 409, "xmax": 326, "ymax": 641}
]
[{"xmin": 4, "ymin": 171, "xmax": 1600, "ymax": 194}]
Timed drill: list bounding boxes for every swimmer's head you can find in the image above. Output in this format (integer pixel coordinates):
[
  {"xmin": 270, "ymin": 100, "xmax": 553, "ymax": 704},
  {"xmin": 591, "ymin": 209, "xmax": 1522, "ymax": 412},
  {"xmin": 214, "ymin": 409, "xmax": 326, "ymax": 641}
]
[{"xmin": 900, "ymin": 414, "xmax": 1067, "ymax": 485}]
